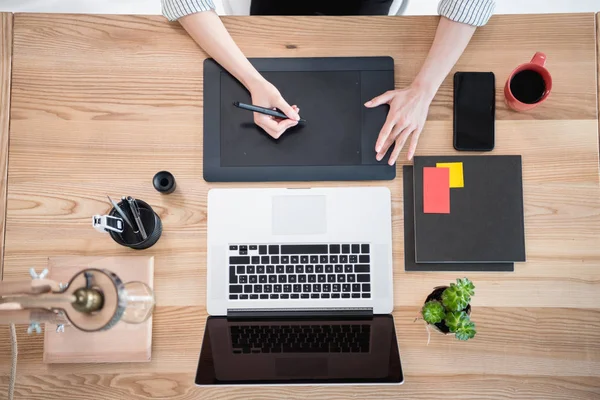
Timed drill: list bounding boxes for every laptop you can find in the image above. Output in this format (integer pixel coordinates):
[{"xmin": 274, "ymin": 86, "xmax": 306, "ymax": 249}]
[{"xmin": 197, "ymin": 187, "xmax": 403, "ymax": 385}]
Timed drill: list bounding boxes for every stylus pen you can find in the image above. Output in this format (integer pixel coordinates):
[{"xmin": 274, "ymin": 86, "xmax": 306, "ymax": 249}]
[{"xmin": 233, "ymin": 101, "xmax": 306, "ymax": 123}]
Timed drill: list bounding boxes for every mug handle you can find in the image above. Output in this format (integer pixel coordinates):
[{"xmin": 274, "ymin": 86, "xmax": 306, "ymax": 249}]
[{"xmin": 530, "ymin": 52, "xmax": 547, "ymax": 67}]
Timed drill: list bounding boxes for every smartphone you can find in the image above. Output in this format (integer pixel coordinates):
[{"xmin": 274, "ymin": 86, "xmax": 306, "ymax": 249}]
[{"xmin": 453, "ymin": 72, "xmax": 495, "ymax": 151}]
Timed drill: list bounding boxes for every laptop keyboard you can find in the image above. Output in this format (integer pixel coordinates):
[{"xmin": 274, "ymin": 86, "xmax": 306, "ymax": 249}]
[
  {"xmin": 228, "ymin": 244, "xmax": 372, "ymax": 300},
  {"xmin": 230, "ymin": 324, "xmax": 371, "ymax": 354}
]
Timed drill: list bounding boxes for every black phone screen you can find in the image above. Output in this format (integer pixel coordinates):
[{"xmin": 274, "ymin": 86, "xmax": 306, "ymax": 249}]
[{"xmin": 453, "ymin": 72, "xmax": 495, "ymax": 151}]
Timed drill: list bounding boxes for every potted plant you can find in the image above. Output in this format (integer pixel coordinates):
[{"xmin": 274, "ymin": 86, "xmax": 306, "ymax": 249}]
[{"xmin": 420, "ymin": 278, "xmax": 476, "ymax": 341}]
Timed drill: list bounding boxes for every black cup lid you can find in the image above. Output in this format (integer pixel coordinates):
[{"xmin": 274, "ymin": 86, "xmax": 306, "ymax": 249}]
[{"xmin": 153, "ymin": 171, "xmax": 175, "ymax": 193}]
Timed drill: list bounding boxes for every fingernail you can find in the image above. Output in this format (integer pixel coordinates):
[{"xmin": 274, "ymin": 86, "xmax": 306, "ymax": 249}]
[
  {"xmin": 375, "ymin": 146, "xmax": 381, "ymax": 153},
  {"xmin": 364, "ymin": 101, "xmax": 372, "ymax": 106},
  {"xmin": 376, "ymin": 154, "xmax": 382, "ymax": 161}
]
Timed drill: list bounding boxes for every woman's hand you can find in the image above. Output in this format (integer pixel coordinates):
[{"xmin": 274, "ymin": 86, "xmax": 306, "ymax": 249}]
[
  {"xmin": 179, "ymin": 11, "xmax": 301, "ymax": 139},
  {"xmin": 365, "ymin": 84, "xmax": 434, "ymax": 164},
  {"xmin": 249, "ymin": 79, "xmax": 301, "ymax": 139}
]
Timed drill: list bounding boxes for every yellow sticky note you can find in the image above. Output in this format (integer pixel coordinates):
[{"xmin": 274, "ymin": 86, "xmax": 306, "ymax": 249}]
[{"xmin": 436, "ymin": 162, "xmax": 464, "ymax": 188}]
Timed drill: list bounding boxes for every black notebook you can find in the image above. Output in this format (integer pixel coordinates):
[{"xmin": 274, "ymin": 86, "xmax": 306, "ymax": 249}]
[
  {"xmin": 403, "ymin": 166, "xmax": 514, "ymax": 272},
  {"xmin": 412, "ymin": 156, "xmax": 526, "ymax": 263}
]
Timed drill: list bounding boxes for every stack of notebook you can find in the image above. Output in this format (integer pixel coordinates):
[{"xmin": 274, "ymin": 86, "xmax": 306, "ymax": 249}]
[{"xmin": 403, "ymin": 156, "xmax": 526, "ymax": 272}]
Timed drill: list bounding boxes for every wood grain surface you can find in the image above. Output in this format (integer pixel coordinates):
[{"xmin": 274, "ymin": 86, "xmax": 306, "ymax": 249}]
[
  {"xmin": 0, "ymin": 12, "xmax": 599, "ymax": 400},
  {"xmin": 0, "ymin": 13, "xmax": 12, "ymax": 280}
]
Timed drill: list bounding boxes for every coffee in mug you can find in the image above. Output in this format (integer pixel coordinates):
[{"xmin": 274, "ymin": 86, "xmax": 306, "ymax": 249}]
[
  {"xmin": 504, "ymin": 52, "xmax": 552, "ymax": 111},
  {"xmin": 509, "ymin": 69, "xmax": 546, "ymax": 104}
]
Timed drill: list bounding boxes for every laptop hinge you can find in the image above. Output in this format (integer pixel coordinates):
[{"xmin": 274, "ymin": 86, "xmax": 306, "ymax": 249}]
[{"xmin": 227, "ymin": 307, "xmax": 373, "ymax": 320}]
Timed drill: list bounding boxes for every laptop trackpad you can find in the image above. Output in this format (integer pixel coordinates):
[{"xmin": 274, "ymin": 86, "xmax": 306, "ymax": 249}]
[
  {"xmin": 275, "ymin": 357, "xmax": 328, "ymax": 377},
  {"xmin": 272, "ymin": 195, "xmax": 327, "ymax": 235}
]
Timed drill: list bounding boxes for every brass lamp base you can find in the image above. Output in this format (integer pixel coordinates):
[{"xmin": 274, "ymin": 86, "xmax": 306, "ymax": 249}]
[{"xmin": 43, "ymin": 256, "xmax": 154, "ymax": 364}]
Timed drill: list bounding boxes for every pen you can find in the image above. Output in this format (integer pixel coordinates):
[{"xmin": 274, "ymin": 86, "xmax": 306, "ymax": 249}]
[
  {"xmin": 233, "ymin": 101, "xmax": 306, "ymax": 123},
  {"xmin": 126, "ymin": 196, "xmax": 148, "ymax": 240},
  {"xmin": 107, "ymin": 195, "xmax": 134, "ymax": 230}
]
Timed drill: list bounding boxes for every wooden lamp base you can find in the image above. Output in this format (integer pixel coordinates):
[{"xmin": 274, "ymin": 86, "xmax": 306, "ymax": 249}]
[{"xmin": 43, "ymin": 256, "xmax": 154, "ymax": 363}]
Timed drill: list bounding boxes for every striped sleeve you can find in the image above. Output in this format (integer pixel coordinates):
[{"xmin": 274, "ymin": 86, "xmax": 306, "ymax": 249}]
[
  {"xmin": 162, "ymin": 0, "xmax": 216, "ymax": 21},
  {"xmin": 438, "ymin": 0, "xmax": 495, "ymax": 27}
]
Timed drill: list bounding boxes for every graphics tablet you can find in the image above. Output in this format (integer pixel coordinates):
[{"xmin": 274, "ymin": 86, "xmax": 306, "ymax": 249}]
[{"xmin": 203, "ymin": 57, "xmax": 395, "ymax": 182}]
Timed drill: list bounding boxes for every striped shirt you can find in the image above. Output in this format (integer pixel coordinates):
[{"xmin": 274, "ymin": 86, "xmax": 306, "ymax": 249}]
[{"xmin": 162, "ymin": 0, "xmax": 496, "ymax": 27}]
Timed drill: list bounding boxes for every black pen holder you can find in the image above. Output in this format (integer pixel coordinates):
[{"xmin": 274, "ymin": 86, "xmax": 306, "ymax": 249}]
[{"xmin": 108, "ymin": 199, "xmax": 162, "ymax": 250}]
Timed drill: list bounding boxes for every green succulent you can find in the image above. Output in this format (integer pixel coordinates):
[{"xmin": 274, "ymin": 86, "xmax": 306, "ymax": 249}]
[
  {"xmin": 421, "ymin": 300, "xmax": 446, "ymax": 324},
  {"xmin": 455, "ymin": 321, "xmax": 477, "ymax": 341},
  {"xmin": 442, "ymin": 278, "xmax": 475, "ymax": 312},
  {"xmin": 445, "ymin": 311, "xmax": 477, "ymax": 341},
  {"xmin": 421, "ymin": 278, "xmax": 477, "ymax": 341}
]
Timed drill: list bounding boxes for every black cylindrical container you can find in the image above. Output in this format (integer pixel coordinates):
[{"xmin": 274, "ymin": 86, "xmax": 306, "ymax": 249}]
[
  {"xmin": 153, "ymin": 171, "xmax": 176, "ymax": 194},
  {"xmin": 109, "ymin": 199, "xmax": 162, "ymax": 250}
]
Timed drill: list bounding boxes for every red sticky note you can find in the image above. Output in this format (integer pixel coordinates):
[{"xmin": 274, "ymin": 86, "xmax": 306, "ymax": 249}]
[{"xmin": 423, "ymin": 167, "xmax": 450, "ymax": 214}]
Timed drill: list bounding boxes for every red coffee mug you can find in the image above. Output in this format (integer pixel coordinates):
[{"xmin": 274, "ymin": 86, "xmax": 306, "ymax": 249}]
[{"xmin": 504, "ymin": 52, "xmax": 552, "ymax": 111}]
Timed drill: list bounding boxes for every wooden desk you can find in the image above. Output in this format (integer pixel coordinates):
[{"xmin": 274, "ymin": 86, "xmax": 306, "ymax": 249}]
[
  {"xmin": 0, "ymin": 13, "xmax": 599, "ymax": 399},
  {"xmin": 0, "ymin": 13, "xmax": 12, "ymax": 279}
]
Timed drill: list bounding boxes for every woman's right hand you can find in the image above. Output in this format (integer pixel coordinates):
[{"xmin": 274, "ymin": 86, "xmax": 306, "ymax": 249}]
[
  {"xmin": 249, "ymin": 79, "xmax": 301, "ymax": 139},
  {"xmin": 178, "ymin": 11, "xmax": 301, "ymax": 139}
]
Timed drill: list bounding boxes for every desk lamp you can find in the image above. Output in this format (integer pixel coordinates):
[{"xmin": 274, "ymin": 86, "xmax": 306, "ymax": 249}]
[{"xmin": 0, "ymin": 268, "xmax": 154, "ymax": 332}]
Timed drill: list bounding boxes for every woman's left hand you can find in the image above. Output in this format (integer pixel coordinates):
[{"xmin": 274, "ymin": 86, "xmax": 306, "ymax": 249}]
[{"xmin": 365, "ymin": 84, "xmax": 434, "ymax": 164}]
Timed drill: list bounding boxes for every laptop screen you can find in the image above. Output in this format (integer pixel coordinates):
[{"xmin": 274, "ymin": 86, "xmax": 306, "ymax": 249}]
[{"xmin": 195, "ymin": 315, "xmax": 403, "ymax": 385}]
